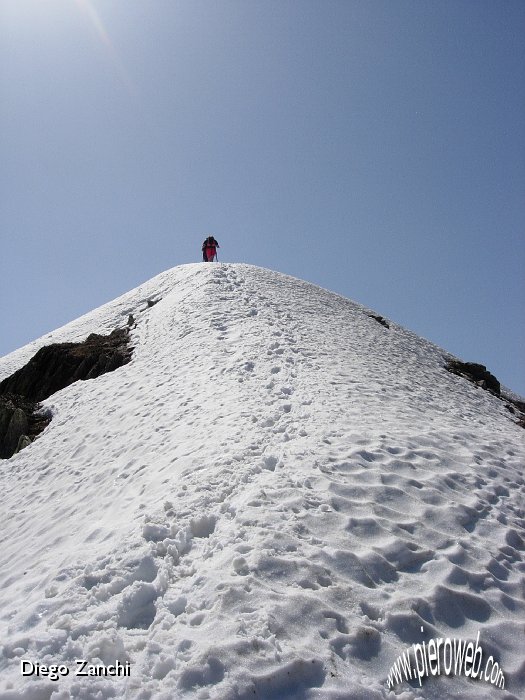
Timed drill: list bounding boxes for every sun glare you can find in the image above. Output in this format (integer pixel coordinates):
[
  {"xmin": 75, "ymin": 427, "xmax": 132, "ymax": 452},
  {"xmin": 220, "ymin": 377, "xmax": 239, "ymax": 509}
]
[{"xmin": 73, "ymin": 0, "xmax": 136, "ymax": 95}]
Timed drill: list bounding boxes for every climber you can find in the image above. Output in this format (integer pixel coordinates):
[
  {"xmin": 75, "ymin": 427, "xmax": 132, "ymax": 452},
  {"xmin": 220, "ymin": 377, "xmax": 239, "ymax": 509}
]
[{"xmin": 202, "ymin": 236, "xmax": 219, "ymax": 262}]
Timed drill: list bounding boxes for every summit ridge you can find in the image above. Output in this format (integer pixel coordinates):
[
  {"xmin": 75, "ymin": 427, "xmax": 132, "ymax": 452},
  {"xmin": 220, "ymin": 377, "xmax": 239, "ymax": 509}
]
[{"xmin": 1, "ymin": 263, "xmax": 524, "ymax": 699}]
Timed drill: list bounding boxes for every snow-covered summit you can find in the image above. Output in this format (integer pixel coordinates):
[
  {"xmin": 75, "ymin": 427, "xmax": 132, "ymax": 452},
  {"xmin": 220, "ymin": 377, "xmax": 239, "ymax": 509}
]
[{"xmin": 1, "ymin": 263, "xmax": 524, "ymax": 699}]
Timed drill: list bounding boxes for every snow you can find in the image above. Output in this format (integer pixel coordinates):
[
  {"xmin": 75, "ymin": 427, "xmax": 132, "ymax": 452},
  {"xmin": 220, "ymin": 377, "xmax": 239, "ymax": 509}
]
[{"xmin": 0, "ymin": 263, "xmax": 524, "ymax": 699}]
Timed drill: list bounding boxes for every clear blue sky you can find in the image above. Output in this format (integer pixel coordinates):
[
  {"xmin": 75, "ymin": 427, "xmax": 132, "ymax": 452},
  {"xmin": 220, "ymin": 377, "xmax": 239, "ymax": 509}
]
[{"xmin": 1, "ymin": 0, "xmax": 524, "ymax": 394}]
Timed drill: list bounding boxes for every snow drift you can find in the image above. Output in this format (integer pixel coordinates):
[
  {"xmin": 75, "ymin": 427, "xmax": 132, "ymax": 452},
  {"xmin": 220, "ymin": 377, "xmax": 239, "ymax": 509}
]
[{"xmin": 0, "ymin": 263, "xmax": 524, "ymax": 699}]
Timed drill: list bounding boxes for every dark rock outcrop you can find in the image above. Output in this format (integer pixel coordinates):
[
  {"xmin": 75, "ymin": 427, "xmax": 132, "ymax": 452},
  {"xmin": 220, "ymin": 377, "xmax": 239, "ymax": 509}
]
[
  {"xmin": 0, "ymin": 328, "xmax": 132, "ymax": 459},
  {"xmin": 445, "ymin": 358, "xmax": 525, "ymax": 429},
  {"xmin": 445, "ymin": 360, "xmax": 500, "ymax": 397},
  {"xmin": 504, "ymin": 397, "xmax": 525, "ymax": 429},
  {"xmin": 0, "ymin": 394, "xmax": 51, "ymax": 459},
  {"xmin": 368, "ymin": 314, "xmax": 390, "ymax": 329},
  {"xmin": 0, "ymin": 328, "xmax": 132, "ymax": 403}
]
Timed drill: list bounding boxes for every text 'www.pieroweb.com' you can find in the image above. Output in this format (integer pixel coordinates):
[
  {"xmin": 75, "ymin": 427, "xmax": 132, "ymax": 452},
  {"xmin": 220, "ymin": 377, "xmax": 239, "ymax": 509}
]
[{"xmin": 387, "ymin": 630, "xmax": 506, "ymax": 689}]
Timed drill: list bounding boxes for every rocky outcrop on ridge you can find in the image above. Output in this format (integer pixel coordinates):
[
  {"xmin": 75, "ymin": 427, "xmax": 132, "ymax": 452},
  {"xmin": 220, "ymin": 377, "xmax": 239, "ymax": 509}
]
[
  {"xmin": 0, "ymin": 394, "xmax": 51, "ymax": 459},
  {"xmin": 367, "ymin": 313, "xmax": 390, "ymax": 329},
  {"xmin": 445, "ymin": 359, "xmax": 501, "ymax": 396},
  {"xmin": 445, "ymin": 358, "xmax": 525, "ymax": 427},
  {"xmin": 505, "ymin": 396, "xmax": 525, "ymax": 429},
  {"xmin": 0, "ymin": 328, "xmax": 132, "ymax": 459}
]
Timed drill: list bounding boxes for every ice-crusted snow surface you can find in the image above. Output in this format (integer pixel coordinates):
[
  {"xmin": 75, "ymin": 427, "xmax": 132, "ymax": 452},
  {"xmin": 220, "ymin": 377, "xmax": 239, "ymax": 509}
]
[{"xmin": 1, "ymin": 263, "xmax": 524, "ymax": 700}]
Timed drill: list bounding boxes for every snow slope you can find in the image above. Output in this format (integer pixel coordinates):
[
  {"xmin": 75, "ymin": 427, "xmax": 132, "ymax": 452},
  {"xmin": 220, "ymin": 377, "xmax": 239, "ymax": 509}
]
[{"xmin": 0, "ymin": 263, "xmax": 524, "ymax": 700}]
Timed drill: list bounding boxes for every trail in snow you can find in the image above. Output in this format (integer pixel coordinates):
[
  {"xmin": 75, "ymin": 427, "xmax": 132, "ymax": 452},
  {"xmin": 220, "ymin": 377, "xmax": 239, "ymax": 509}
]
[{"xmin": 0, "ymin": 263, "xmax": 524, "ymax": 700}]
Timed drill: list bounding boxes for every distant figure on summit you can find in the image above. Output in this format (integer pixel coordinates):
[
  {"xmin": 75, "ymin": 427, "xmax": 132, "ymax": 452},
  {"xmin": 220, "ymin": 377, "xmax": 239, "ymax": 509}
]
[{"xmin": 202, "ymin": 236, "xmax": 219, "ymax": 262}]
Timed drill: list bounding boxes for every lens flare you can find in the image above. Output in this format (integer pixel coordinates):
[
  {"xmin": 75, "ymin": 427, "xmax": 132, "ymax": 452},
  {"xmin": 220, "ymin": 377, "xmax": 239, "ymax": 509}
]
[{"xmin": 73, "ymin": 0, "xmax": 136, "ymax": 95}]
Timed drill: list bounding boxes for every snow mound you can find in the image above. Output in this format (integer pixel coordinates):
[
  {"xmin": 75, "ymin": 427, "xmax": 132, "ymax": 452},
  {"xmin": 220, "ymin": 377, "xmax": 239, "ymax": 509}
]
[{"xmin": 1, "ymin": 263, "xmax": 524, "ymax": 699}]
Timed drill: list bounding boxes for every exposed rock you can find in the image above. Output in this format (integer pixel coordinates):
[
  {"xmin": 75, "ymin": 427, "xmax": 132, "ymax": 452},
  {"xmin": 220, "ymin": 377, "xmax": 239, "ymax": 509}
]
[
  {"xmin": 367, "ymin": 313, "xmax": 390, "ymax": 329},
  {"xmin": 15, "ymin": 434, "xmax": 32, "ymax": 454},
  {"xmin": 445, "ymin": 360, "xmax": 500, "ymax": 397},
  {"xmin": 0, "ymin": 328, "xmax": 132, "ymax": 459},
  {"xmin": 0, "ymin": 328, "xmax": 132, "ymax": 403},
  {"xmin": 504, "ymin": 398, "xmax": 525, "ymax": 429},
  {"xmin": 0, "ymin": 394, "xmax": 51, "ymax": 459},
  {"xmin": 445, "ymin": 358, "xmax": 524, "ymax": 429}
]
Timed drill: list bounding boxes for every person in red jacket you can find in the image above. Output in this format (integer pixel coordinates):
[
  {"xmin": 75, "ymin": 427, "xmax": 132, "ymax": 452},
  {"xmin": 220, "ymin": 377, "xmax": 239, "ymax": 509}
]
[{"xmin": 202, "ymin": 236, "xmax": 219, "ymax": 262}]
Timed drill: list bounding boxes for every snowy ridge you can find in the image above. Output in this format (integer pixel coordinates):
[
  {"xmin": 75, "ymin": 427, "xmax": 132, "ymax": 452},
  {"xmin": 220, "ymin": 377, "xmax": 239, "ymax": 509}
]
[{"xmin": 1, "ymin": 263, "xmax": 524, "ymax": 699}]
